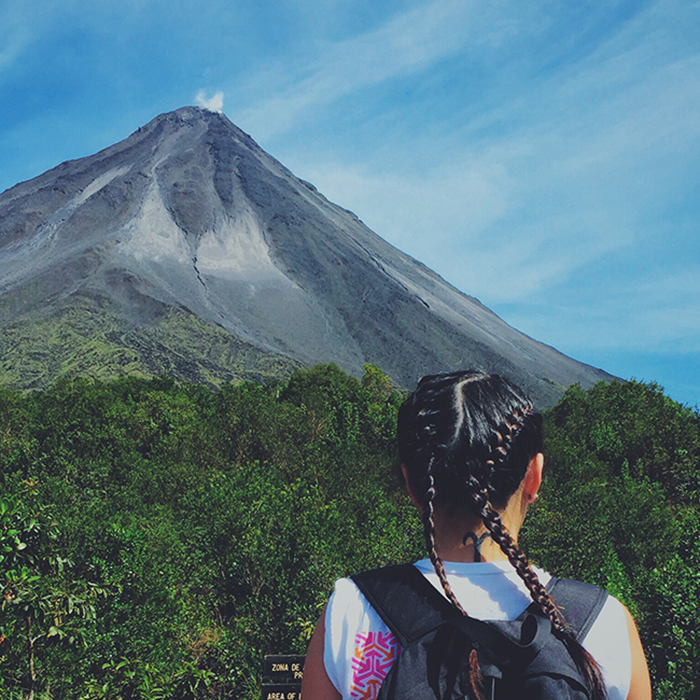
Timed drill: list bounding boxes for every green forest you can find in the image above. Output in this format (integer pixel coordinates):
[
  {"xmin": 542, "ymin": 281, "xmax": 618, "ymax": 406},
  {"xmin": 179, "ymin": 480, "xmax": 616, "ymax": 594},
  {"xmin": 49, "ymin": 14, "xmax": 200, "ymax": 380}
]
[{"xmin": 1, "ymin": 364, "xmax": 699, "ymax": 699}]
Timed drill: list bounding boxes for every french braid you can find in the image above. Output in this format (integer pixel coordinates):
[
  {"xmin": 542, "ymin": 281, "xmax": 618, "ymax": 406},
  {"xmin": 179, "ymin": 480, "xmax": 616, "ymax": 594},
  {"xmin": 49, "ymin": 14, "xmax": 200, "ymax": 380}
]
[
  {"xmin": 470, "ymin": 405, "xmax": 606, "ymax": 698},
  {"xmin": 471, "ymin": 411, "xmax": 568, "ymax": 627},
  {"xmin": 423, "ymin": 456, "xmax": 467, "ymax": 615},
  {"xmin": 407, "ymin": 375, "xmax": 476, "ymax": 614}
]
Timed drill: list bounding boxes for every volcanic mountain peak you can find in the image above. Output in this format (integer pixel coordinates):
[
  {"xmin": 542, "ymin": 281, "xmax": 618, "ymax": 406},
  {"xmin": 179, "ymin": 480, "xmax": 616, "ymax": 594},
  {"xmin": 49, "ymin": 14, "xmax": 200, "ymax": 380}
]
[{"xmin": 0, "ymin": 107, "xmax": 612, "ymax": 405}]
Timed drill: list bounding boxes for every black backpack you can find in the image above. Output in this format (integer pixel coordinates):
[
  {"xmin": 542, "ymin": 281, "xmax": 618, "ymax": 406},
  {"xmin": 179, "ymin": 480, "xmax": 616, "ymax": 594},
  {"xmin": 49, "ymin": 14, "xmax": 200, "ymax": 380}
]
[{"xmin": 352, "ymin": 564, "xmax": 608, "ymax": 700}]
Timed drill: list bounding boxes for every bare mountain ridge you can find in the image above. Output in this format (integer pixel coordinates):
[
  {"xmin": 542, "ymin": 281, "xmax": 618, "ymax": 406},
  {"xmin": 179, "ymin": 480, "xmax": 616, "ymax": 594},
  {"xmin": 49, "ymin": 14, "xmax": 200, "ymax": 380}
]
[{"xmin": 0, "ymin": 106, "xmax": 612, "ymax": 405}]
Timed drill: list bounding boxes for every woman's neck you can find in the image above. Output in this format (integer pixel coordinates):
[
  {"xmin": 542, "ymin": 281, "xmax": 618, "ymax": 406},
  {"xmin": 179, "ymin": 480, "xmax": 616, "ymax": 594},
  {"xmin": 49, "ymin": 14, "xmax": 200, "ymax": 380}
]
[{"xmin": 432, "ymin": 505, "xmax": 523, "ymax": 563}]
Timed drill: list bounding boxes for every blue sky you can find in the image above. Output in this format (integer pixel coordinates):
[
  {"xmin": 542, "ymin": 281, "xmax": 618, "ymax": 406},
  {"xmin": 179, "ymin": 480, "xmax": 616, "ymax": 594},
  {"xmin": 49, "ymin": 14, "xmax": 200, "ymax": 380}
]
[{"xmin": 1, "ymin": 0, "xmax": 699, "ymax": 406}]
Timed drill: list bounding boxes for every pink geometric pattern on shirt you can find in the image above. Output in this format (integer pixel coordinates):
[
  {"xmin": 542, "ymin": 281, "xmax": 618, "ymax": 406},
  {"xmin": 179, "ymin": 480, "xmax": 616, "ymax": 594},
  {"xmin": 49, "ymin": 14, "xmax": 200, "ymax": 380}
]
[{"xmin": 350, "ymin": 631, "xmax": 400, "ymax": 700}]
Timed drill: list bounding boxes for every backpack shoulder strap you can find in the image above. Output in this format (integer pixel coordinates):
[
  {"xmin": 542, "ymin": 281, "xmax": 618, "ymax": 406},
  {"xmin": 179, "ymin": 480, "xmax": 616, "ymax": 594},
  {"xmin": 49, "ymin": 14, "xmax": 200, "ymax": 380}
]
[
  {"xmin": 546, "ymin": 577, "xmax": 609, "ymax": 642},
  {"xmin": 352, "ymin": 566, "xmax": 608, "ymax": 647},
  {"xmin": 351, "ymin": 564, "xmax": 460, "ymax": 647}
]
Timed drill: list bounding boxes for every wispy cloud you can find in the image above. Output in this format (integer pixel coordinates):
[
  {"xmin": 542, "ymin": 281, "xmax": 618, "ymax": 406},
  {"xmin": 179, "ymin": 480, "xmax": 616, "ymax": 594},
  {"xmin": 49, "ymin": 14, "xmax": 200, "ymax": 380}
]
[
  {"xmin": 195, "ymin": 90, "xmax": 224, "ymax": 113},
  {"xmin": 0, "ymin": 35, "xmax": 27, "ymax": 73},
  {"xmin": 505, "ymin": 263, "xmax": 700, "ymax": 355},
  {"xmin": 280, "ymin": 0, "xmax": 700, "ymax": 314},
  {"xmin": 0, "ymin": 2, "xmax": 34, "ymax": 73},
  {"xmin": 238, "ymin": 0, "xmax": 532, "ymax": 139}
]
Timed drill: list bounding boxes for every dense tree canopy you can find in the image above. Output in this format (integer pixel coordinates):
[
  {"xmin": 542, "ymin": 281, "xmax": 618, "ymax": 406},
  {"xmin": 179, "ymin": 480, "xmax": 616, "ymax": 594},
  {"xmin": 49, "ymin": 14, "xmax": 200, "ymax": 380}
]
[{"xmin": 1, "ymin": 368, "xmax": 698, "ymax": 698}]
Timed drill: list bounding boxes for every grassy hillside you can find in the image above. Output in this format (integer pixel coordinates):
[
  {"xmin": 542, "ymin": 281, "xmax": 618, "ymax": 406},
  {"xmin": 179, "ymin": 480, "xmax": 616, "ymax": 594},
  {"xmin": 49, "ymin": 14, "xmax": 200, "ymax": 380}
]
[{"xmin": 0, "ymin": 297, "xmax": 299, "ymax": 391}]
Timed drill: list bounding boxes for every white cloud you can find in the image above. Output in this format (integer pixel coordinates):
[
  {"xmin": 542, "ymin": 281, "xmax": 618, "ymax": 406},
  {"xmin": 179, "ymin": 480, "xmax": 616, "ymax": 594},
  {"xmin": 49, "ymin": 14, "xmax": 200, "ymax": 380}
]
[
  {"xmin": 0, "ymin": 1, "xmax": 37, "ymax": 73},
  {"xmin": 195, "ymin": 89, "xmax": 224, "ymax": 113},
  {"xmin": 0, "ymin": 34, "xmax": 26, "ymax": 72},
  {"xmin": 504, "ymin": 270, "xmax": 700, "ymax": 355},
  {"xmin": 237, "ymin": 0, "xmax": 534, "ymax": 140},
  {"xmin": 277, "ymin": 0, "xmax": 700, "ymax": 313}
]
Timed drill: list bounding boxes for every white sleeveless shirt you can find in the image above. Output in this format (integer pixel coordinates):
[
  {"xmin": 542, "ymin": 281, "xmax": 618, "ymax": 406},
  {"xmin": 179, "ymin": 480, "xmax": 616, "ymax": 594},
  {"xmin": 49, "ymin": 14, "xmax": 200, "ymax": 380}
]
[{"xmin": 324, "ymin": 560, "xmax": 631, "ymax": 700}]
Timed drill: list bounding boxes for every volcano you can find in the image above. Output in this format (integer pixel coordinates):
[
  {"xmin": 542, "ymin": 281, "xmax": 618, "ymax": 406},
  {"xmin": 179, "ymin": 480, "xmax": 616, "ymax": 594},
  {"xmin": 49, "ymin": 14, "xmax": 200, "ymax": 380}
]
[{"xmin": 0, "ymin": 107, "xmax": 611, "ymax": 406}]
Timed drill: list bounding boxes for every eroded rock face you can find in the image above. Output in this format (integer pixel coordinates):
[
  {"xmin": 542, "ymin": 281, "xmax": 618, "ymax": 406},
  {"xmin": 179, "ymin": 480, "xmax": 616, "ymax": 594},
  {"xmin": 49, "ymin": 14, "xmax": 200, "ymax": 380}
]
[{"xmin": 0, "ymin": 106, "xmax": 612, "ymax": 404}]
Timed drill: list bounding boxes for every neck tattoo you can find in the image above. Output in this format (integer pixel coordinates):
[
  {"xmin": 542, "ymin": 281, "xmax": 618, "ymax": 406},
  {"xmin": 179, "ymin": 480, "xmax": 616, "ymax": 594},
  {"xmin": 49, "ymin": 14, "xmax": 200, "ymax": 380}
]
[{"xmin": 462, "ymin": 531, "xmax": 491, "ymax": 562}]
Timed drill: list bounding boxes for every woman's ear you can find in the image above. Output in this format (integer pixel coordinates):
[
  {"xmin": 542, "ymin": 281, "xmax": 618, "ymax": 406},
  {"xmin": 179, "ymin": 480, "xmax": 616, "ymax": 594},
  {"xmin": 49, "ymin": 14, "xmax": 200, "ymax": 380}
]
[
  {"xmin": 401, "ymin": 464, "xmax": 423, "ymax": 510},
  {"xmin": 523, "ymin": 453, "xmax": 544, "ymax": 503}
]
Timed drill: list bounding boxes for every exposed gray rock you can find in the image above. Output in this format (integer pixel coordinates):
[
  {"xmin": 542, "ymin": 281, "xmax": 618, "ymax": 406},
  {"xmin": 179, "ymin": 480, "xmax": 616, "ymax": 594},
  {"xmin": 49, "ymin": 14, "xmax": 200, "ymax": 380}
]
[{"xmin": 0, "ymin": 106, "xmax": 613, "ymax": 406}]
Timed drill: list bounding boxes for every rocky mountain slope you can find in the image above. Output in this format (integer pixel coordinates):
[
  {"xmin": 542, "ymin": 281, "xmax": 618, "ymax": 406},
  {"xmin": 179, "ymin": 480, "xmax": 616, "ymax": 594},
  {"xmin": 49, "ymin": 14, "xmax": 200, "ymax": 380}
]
[{"xmin": 0, "ymin": 107, "xmax": 612, "ymax": 406}]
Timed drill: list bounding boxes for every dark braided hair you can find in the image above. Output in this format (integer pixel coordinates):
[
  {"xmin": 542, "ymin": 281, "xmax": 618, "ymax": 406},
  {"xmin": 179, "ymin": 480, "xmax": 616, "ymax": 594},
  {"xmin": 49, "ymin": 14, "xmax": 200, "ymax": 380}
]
[{"xmin": 398, "ymin": 371, "xmax": 607, "ymax": 700}]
